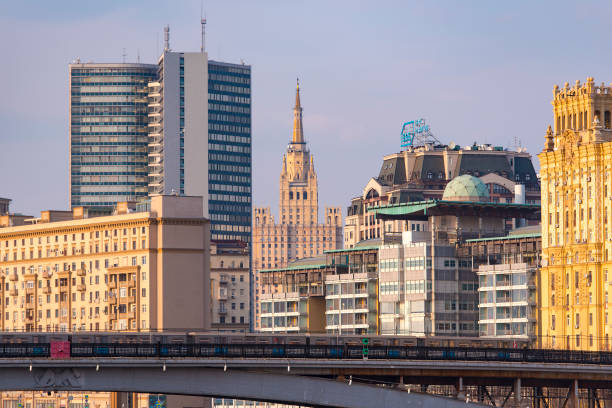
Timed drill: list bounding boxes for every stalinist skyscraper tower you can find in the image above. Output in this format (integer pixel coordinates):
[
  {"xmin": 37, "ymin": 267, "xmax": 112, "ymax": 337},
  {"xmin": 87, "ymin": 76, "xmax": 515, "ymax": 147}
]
[
  {"xmin": 279, "ymin": 81, "xmax": 319, "ymax": 225},
  {"xmin": 252, "ymin": 81, "xmax": 343, "ymax": 330}
]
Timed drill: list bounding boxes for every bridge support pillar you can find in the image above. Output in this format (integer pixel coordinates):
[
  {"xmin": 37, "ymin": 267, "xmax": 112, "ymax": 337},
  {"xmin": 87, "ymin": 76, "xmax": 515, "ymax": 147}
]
[
  {"xmin": 568, "ymin": 379, "xmax": 579, "ymax": 408},
  {"xmin": 533, "ymin": 386, "xmax": 546, "ymax": 408},
  {"xmin": 455, "ymin": 377, "xmax": 465, "ymax": 400},
  {"xmin": 514, "ymin": 378, "xmax": 522, "ymax": 405}
]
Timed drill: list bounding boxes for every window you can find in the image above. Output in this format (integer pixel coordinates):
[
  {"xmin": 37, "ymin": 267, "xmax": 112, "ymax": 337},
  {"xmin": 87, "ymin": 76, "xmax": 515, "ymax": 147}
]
[{"xmin": 551, "ymin": 315, "xmax": 556, "ymax": 330}]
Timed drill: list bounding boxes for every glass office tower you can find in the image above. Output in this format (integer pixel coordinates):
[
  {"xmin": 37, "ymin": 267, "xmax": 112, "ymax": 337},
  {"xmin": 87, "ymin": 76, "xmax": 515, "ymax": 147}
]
[
  {"xmin": 69, "ymin": 63, "xmax": 157, "ymax": 211},
  {"xmin": 208, "ymin": 60, "xmax": 252, "ymax": 244}
]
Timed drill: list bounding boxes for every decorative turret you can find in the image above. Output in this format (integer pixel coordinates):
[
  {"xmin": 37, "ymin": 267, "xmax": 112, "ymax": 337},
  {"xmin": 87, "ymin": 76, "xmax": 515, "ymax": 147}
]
[
  {"xmin": 592, "ymin": 115, "xmax": 604, "ymax": 143},
  {"xmin": 544, "ymin": 125, "xmax": 554, "ymax": 151}
]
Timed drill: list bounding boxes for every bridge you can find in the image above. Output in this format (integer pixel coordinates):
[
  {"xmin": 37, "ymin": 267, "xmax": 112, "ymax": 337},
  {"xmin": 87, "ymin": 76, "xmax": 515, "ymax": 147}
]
[
  {"xmin": 0, "ymin": 356, "xmax": 610, "ymax": 407},
  {"xmin": 0, "ymin": 334, "xmax": 611, "ymax": 407}
]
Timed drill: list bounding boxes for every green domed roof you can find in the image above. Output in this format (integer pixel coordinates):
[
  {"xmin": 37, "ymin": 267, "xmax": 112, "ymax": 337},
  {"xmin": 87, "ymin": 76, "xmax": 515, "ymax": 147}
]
[{"xmin": 442, "ymin": 175, "xmax": 490, "ymax": 202}]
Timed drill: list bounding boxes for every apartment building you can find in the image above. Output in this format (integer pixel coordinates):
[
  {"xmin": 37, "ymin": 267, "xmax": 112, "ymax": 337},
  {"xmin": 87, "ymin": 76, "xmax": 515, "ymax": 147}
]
[
  {"xmin": 210, "ymin": 240, "xmax": 249, "ymax": 332},
  {"xmin": 259, "ymin": 244, "xmax": 380, "ymax": 334},
  {"xmin": 372, "ymin": 175, "xmax": 540, "ymax": 337},
  {"xmin": 0, "ymin": 195, "xmax": 210, "ymax": 332},
  {"xmin": 456, "ymin": 230, "xmax": 540, "ymax": 340},
  {"xmin": 0, "ymin": 195, "xmax": 211, "ymax": 408}
]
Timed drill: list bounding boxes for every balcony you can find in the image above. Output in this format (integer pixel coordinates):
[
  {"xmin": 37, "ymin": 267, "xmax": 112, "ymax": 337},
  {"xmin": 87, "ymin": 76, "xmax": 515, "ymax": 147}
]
[
  {"xmin": 109, "ymin": 281, "xmax": 117, "ymax": 289},
  {"xmin": 42, "ymin": 287, "xmax": 51, "ymax": 294},
  {"xmin": 9, "ymin": 289, "xmax": 18, "ymax": 296},
  {"xmin": 42, "ymin": 271, "xmax": 52, "ymax": 279},
  {"xmin": 77, "ymin": 269, "xmax": 86, "ymax": 277},
  {"xmin": 77, "ymin": 284, "xmax": 86, "ymax": 292},
  {"xmin": 8, "ymin": 273, "xmax": 18, "ymax": 282},
  {"xmin": 355, "ymin": 317, "xmax": 368, "ymax": 325},
  {"xmin": 495, "ymin": 279, "xmax": 512, "ymax": 287}
]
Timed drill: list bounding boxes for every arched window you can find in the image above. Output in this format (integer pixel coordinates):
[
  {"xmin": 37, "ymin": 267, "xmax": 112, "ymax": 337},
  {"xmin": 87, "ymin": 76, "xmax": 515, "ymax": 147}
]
[
  {"xmin": 605, "ymin": 111, "xmax": 611, "ymax": 129},
  {"xmin": 303, "ymin": 191, "xmax": 307, "ymax": 200},
  {"xmin": 220, "ymin": 261, "xmax": 224, "ymax": 268},
  {"xmin": 289, "ymin": 191, "xmax": 293, "ymax": 200},
  {"xmin": 296, "ymin": 192, "xmax": 300, "ymax": 200},
  {"xmin": 596, "ymin": 110, "xmax": 601, "ymax": 124},
  {"xmin": 366, "ymin": 189, "xmax": 379, "ymax": 199},
  {"xmin": 556, "ymin": 116, "xmax": 561, "ymax": 133}
]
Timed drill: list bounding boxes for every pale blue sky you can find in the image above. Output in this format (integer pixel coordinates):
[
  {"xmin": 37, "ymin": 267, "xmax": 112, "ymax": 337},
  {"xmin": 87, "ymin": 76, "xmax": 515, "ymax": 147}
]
[{"xmin": 1, "ymin": 1, "xmax": 611, "ymax": 217}]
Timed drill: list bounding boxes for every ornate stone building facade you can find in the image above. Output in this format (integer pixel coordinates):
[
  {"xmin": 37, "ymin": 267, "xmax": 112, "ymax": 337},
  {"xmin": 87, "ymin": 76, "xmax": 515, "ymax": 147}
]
[
  {"xmin": 345, "ymin": 145, "xmax": 540, "ymax": 249},
  {"xmin": 252, "ymin": 83, "xmax": 342, "ymax": 330},
  {"xmin": 539, "ymin": 77, "xmax": 612, "ymax": 351}
]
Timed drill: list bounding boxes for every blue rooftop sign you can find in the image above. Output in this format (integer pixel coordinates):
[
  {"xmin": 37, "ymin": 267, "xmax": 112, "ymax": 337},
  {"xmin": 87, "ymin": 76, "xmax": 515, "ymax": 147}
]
[{"xmin": 401, "ymin": 119, "xmax": 430, "ymax": 148}]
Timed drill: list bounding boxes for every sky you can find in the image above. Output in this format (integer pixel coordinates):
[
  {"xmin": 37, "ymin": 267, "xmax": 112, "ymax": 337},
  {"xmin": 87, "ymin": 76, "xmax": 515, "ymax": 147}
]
[{"xmin": 1, "ymin": 1, "xmax": 612, "ymax": 217}]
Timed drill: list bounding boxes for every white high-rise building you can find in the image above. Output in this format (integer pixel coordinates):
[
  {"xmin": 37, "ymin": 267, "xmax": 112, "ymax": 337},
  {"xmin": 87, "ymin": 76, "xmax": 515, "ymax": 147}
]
[{"xmin": 148, "ymin": 47, "xmax": 209, "ymax": 216}]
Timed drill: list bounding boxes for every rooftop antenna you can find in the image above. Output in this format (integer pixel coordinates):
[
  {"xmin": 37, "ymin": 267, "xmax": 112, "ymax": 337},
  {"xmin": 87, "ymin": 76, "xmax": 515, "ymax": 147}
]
[
  {"xmin": 121, "ymin": 48, "xmax": 126, "ymax": 63},
  {"xmin": 137, "ymin": 48, "xmax": 140, "ymax": 63},
  {"xmin": 513, "ymin": 135, "xmax": 522, "ymax": 151},
  {"xmin": 200, "ymin": 8, "xmax": 207, "ymax": 53},
  {"xmin": 164, "ymin": 25, "xmax": 170, "ymax": 52}
]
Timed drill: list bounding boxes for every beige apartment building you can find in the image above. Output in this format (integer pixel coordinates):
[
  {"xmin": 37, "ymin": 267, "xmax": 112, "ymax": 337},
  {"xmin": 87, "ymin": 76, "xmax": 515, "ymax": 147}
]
[
  {"xmin": 210, "ymin": 240, "xmax": 249, "ymax": 332},
  {"xmin": 0, "ymin": 195, "xmax": 211, "ymax": 408},
  {"xmin": 252, "ymin": 83, "xmax": 343, "ymax": 330}
]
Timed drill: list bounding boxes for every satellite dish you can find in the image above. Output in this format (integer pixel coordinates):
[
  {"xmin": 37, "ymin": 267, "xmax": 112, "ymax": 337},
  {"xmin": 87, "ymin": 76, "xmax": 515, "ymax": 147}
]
[{"xmin": 449, "ymin": 141, "xmax": 456, "ymax": 149}]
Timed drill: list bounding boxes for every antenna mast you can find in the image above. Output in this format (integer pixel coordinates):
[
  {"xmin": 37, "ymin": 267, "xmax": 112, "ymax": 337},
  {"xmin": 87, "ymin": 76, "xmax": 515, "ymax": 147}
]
[
  {"xmin": 201, "ymin": 17, "xmax": 206, "ymax": 53},
  {"xmin": 164, "ymin": 25, "xmax": 170, "ymax": 52}
]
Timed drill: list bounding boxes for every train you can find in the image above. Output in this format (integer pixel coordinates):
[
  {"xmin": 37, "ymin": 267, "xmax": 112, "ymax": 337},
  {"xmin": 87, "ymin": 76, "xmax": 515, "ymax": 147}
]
[
  {"xmin": 0, "ymin": 332, "xmax": 540, "ymax": 361},
  {"xmin": 0, "ymin": 331, "xmax": 528, "ymax": 348},
  {"xmin": 0, "ymin": 332, "xmax": 606, "ymax": 365}
]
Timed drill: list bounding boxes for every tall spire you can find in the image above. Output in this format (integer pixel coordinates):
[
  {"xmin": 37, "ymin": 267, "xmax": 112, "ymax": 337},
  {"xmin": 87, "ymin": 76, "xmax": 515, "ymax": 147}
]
[{"xmin": 292, "ymin": 78, "xmax": 304, "ymax": 143}]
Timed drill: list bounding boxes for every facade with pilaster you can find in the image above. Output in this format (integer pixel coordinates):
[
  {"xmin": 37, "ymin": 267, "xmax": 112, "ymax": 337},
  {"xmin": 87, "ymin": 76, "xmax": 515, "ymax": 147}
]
[{"xmin": 539, "ymin": 77, "xmax": 612, "ymax": 350}]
